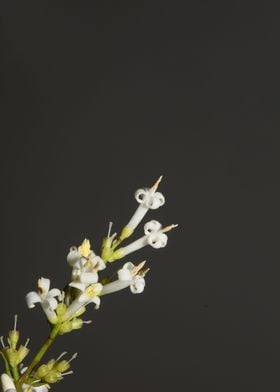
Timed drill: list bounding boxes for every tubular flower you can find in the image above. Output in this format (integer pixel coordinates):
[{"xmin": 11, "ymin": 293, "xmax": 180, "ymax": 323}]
[
  {"xmin": 112, "ymin": 220, "xmax": 178, "ymax": 260},
  {"xmin": 120, "ymin": 176, "xmax": 165, "ymax": 240},
  {"xmin": 25, "ymin": 278, "xmax": 62, "ymax": 324},
  {"xmin": 63, "ymin": 283, "xmax": 103, "ymax": 320},
  {"xmin": 67, "ymin": 239, "xmax": 105, "ymax": 291},
  {"xmin": 102, "ymin": 261, "xmax": 147, "ymax": 295}
]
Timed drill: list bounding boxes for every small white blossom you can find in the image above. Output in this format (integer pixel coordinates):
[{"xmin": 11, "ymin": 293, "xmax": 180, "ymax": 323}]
[
  {"xmin": 67, "ymin": 239, "xmax": 105, "ymax": 291},
  {"xmin": 102, "ymin": 262, "xmax": 146, "ymax": 295},
  {"xmin": 63, "ymin": 283, "xmax": 103, "ymax": 320},
  {"xmin": 114, "ymin": 220, "xmax": 178, "ymax": 260},
  {"xmin": 120, "ymin": 177, "xmax": 165, "ymax": 239},
  {"xmin": 26, "ymin": 278, "xmax": 62, "ymax": 324}
]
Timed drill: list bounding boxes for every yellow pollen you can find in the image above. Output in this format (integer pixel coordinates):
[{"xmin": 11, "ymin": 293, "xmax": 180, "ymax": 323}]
[
  {"xmin": 132, "ymin": 261, "xmax": 147, "ymax": 276},
  {"xmin": 161, "ymin": 224, "xmax": 179, "ymax": 233},
  {"xmin": 79, "ymin": 239, "xmax": 91, "ymax": 258}
]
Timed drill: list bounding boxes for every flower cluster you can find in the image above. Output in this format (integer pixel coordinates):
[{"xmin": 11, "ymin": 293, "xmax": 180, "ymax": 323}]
[{"xmin": 0, "ymin": 177, "xmax": 177, "ymax": 392}]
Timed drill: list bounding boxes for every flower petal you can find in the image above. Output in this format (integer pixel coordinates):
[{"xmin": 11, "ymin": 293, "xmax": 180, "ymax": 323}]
[
  {"xmin": 131, "ymin": 276, "xmax": 145, "ymax": 294},
  {"xmin": 26, "ymin": 292, "xmax": 42, "ymax": 308},
  {"xmin": 38, "ymin": 278, "xmax": 50, "ymax": 294},
  {"xmin": 48, "ymin": 288, "xmax": 62, "ymax": 298}
]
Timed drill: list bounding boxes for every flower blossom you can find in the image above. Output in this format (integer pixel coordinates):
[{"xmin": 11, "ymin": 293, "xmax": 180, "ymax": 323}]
[
  {"xmin": 113, "ymin": 220, "xmax": 178, "ymax": 260},
  {"xmin": 67, "ymin": 239, "xmax": 105, "ymax": 291},
  {"xmin": 102, "ymin": 261, "xmax": 147, "ymax": 295},
  {"xmin": 25, "ymin": 278, "xmax": 62, "ymax": 324},
  {"xmin": 120, "ymin": 176, "xmax": 165, "ymax": 240},
  {"xmin": 63, "ymin": 283, "xmax": 103, "ymax": 320}
]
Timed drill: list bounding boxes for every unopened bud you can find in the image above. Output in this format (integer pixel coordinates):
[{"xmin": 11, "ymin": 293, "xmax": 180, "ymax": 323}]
[
  {"xmin": 44, "ymin": 370, "xmax": 61, "ymax": 383},
  {"xmin": 56, "ymin": 303, "xmax": 67, "ymax": 317},
  {"xmin": 17, "ymin": 345, "xmax": 29, "ymax": 363},
  {"xmin": 8, "ymin": 330, "xmax": 19, "ymax": 350},
  {"xmin": 55, "ymin": 360, "xmax": 70, "ymax": 373},
  {"xmin": 59, "ymin": 321, "xmax": 73, "ymax": 335},
  {"xmin": 71, "ymin": 318, "xmax": 83, "ymax": 330},
  {"xmin": 34, "ymin": 364, "xmax": 49, "ymax": 378}
]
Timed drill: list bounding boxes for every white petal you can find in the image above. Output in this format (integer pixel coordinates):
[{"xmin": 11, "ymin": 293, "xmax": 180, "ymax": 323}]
[
  {"xmin": 46, "ymin": 297, "xmax": 58, "ymax": 310},
  {"xmin": 93, "ymin": 256, "xmax": 106, "ymax": 271},
  {"xmin": 1, "ymin": 373, "xmax": 16, "ymax": 392},
  {"xmin": 131, "ymin": 276, "xmax": 145, "ymax": 294},
  {"xmin": 48, "ymin": 288, "xmax": 62, "ymax": 298},
  {"xmin": 148, "ymin": 192, "xmax": 165, "ymax": 209},
  {"xmin": 79, "ymin": 271, "xmax": 98, "ymax": 284},
  {"xmin": 135, "ymin": 188, "xmax": 148, "ymax": 204},
  {"xmin": 144, "ymin": 220, "xmax": 162, "ymax": 235},
  {"xmin": 147, "ymin": 232, "xmax": 168, "ymax": 249},
  {"xmin": 38, "ymin": 278, "xmax": 50, "ymax": 294},
  {"xmin": 118, "ymin": 263, "xmax": 134, "ymax": 281},
  {"xmin": 41, "ymin": 303, "xmax": 58, "ymax": 324},
  {"xmin": 90, "ymin": 296, "xmax": 101, "ymax": 309},
  {"xmin": 67, "ymin": 247, "xmax": 81, "ymax": 267},
  {"xmin": 69, "ymin": 281, "xmax": 87, "ymax": 291},
  {"xmin": 26, "ymin": 292, "xmax": 42, "ymax": 308}
]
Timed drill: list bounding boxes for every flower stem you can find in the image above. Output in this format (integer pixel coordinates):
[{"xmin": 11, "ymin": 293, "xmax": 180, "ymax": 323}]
[
  {"xmin": 17, "ymin": 323, "xmax": 61, "ymax": 390},
  {"xmin": 0, "ymin": 351, "xmax": 12, "ymax": 377}
]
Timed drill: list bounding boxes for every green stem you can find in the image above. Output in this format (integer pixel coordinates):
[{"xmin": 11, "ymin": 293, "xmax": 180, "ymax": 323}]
[
  {"xmin": 0, "ymin": 351, "xmax": 12, "ymax": 377},
  {"xmin": 11, "ymin": 365, "xmax": 20, "ymax": 381},
  {"xmin": 17, "ymin": 323, "xmax": 61, "ymax": 389}
]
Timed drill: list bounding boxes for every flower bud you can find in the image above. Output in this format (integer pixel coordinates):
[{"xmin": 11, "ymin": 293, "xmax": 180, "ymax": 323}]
[
  {"xmin": 59, "ymin": 321, "xmax": 73, "ymax": 335},
  {"xmin": 34, "ymin": 364, "xmax": 49, "ymax": 378},
  {"xmin": 55, "ymin": 360, "xmax": 70, "ymax": 373},
  {"xmin": 71, "ymin": 318, "xmax": 83, "ymax": 330},
  {"xmin": 8, "ymin": 330, "xmax": 19, "ymax": 350},
  {"xmin": 44, "ymin": 370, "xmax": 61, "ymax": 383},
  {"xmin": 17, "ymin": 345, "xmax": 29, "ymax": 363}
]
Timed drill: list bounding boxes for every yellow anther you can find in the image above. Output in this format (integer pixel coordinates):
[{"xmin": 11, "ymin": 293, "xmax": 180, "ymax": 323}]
[
  {"xmin": 132, "ymin": 261, "xmax": 147, "ymax": 276},
  {"xmin": 161, "ymin": 224, "xmax": 179, "ymax": 233},
  {"xmin": 79, "ymin": 239, "xmax": 91, "ymax": 258},
  {"xmin": 150, "ymin": 175, "xmax": 163, "ymax": 193}
]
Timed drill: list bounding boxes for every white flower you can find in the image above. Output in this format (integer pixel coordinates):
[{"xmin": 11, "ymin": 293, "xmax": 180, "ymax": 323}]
[
  {"xmin": 63, "ymin": 283, "xmax": 103, "ymax": 320},
  {"xmin": 101, "ymin": 262, "xmax": 146, "ymax": 295},
  {"xmin": 26, "ymin": 278, "xmax": 62, "ymax": 324},
  {"xmin": 67, "ymin": 239, "xmax": 105, "ymax": 291},
  {"xmin": 23, "ymin": 383, "xmax": 50, "ymax": 392},
  {"xmin": 114, "ymin": 220, "xmax": 178, "ymax": 260},
  {"xmin": 120, "ymin": 176, "xmax": 165, "ymax": 240},
  {"xmin": 1, "ymin": 373, "xmax": 16, "ymax": 392}
]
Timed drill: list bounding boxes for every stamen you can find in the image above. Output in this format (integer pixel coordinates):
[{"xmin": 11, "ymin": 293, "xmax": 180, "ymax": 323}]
[
  {"xmin": 13, "ymin": 314, "xmax": 18, "ymax": 331},
  {"xmin": 0, "ymin": 336, "xmax": 6, "ymax": 348},
  {"xmin": 24, "ymin": 338, "xmax": 30, "ymax": 347},
  {"xmin": 161, "ymin": 224, "xmax": 179, "ymax": 233},
  {"xmin": 150, "ymin": 175, "xmax": 163, "ymax": 193},
  {"xmin": 132, "ymin": 260, "xmax": 147, "ymax": 276},
  {"xmin": 56, "ymin": 351, "xmax": 67, "ymax": 361},
  {"xmin": 83, "ymin": 320, "xmax": 92, "ymax": 325},
  {"xmin": 107, "ymin": 221, "xmax": 113, "ymax": 237},
  {"xmin": 68, "ymin": 352, "xmax": 78, "ymax": 363},
  {"xmin": 61, "ymin": 370, "xmax": 74, "ymax": 377}
]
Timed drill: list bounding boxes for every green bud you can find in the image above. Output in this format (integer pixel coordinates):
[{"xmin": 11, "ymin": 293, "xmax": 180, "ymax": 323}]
[
  {"xmin": 8, "ymin": 330, "xmax": 19, "ymax": 349},
  {"xmin": 46, "ymin": 359, "xmax": 56, "ymax": 371},
  {"xmin": 34, "ymin": 364, "xmax": 49, "ymax": 378},
  {"xmin": 44, "ymin": 370, "xmax": 61, "ymax": 383},
  {"xmin": 55, "ymin": 360, "xmax": 70, "ymax": 373},
  {"xmin": 56, "ymin": 303, "xmax": 67, "ymax": 317},
  {"xmin": 17, "ymin": 345, "xmax": 29, "ymax": 363},
  {"xmin": 59, "ymin": 321, "xmax": 73, "ymax": 335},
  {"xmin": 71, "ymin": 318, "xmax": 83, "ymax": 330}
]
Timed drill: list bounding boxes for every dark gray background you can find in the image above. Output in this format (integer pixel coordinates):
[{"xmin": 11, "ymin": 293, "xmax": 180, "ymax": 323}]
[{"xmin": 0, "ymin": 2, "xmax": 280, "ymax": 391}]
